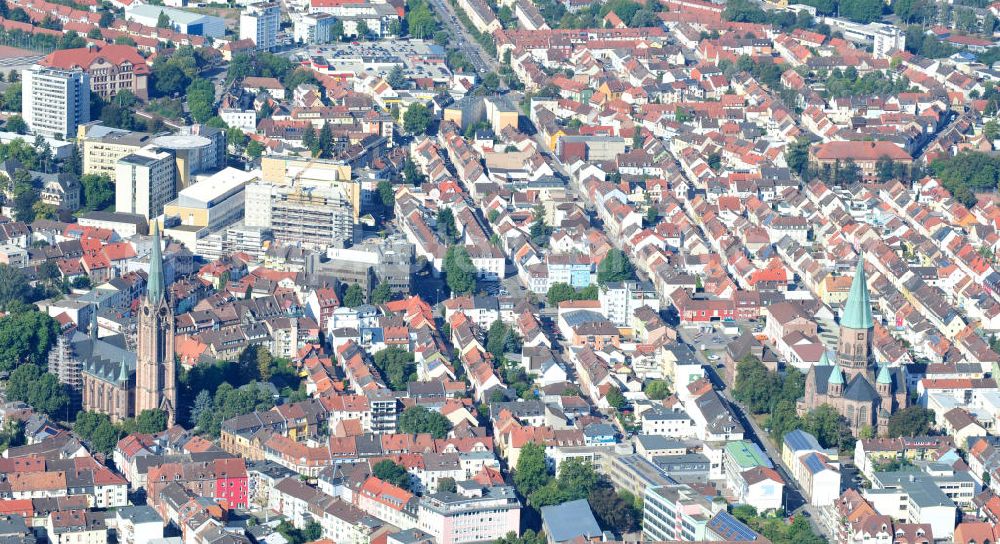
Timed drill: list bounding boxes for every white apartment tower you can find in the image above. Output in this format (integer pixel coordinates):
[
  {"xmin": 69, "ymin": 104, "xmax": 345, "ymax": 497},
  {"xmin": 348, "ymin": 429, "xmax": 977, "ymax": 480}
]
[
  {"xmin": 22, "ymin": 65, "xmax": 90, "ymax": 139},
  {"xmin": 240, "ymin": 2, "xmax": 280, "ymax": 51},
  {"xmin": 115, "ymin": 146, "xmax": 177, "ymax": 219}
]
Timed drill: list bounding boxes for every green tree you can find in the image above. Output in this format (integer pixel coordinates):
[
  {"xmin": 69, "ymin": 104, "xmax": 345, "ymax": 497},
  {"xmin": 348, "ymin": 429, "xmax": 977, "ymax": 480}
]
[
  {"xmin": 74, "ymin": 411, "xmax": 123, "ymax": 453},
  {"xmin": 6, "ymin": 363, "xmax": 69, "ymax": 418},
  {"xmin": 317, "ymin": 122, "xmax": 333, "ymax": 158},
  {"xmin": 371, "ymin": 282, "xmax": 393, "ymax": 304},
  {"xmin": 0, "ymin": 265, "xmax": 31, "ymax": 313},
  {"xmin": 397, "ymin": 405, "xmax": 452, "ymax": 438},
  {"xmin": 589, "ymin": 486, "xmax": 640, "ymax": 533},
  {"xmin": 247, "ymin": 140, "xmax": 265, "ymax": 159},
  {"xmin": 436, "ymin": 208, "xmax": 458, "ymax": 242},
  {"xmin": 403, "ymin": 103, "xmax": 431, "ymax": 134},
  {"xmin": 887, "ymin": 405, "xmax": 935, "ymax": 438},
  {"xmin": 402, "ymin": 157, "xmax": 424, "ymax": 185},
  {"xmin": 444, "ymin": 245, "xmax": 476, "ymax": 295},
  {"xmin": 80, "ymin": 173, "xmax": 115, "ymax": 211},
  {"xmin": 597, "ymin": 248, "xmax": 635, "ymax": 284},
  {"xmin": 189, "ymin": 389, "xmax": 213, "ymax": 428},
  {"xmin": 186, "ymin": 79, "xmax": 215, "ymax": 123},
  {"xmin": 4, "ymin": 115, "xmax": 25, "ymax": 134},
  {"xmin": 152, "ymin": 64, "xmax": 191, "ymax": 97},
  {"xmin": 386, "ymin": 66, "xmax": 405, "ymax": 88},
  {"xmin": 785, "ymin": 138, "xmax": 810, "ymax": 177},
  {"xmin": 343, "ymin": 283, "xmax": 365, "ymax": 307},
  {"xmin": 732, "ymin": 356, "xmax": 781, "ymax": 414},
  {"xmin": 373, "ymin": 459, "xmax": 412, "ymax": 490},
  {"xmin": 156, "ymin": 10, "xmax": 171, "ymax": 27},
  {"xmin": 438, "ymin": 477, "xmax": 457, "ymax": 493},
  {"xmin": 378, "ymin": 180, "xmax": 395, "ymax": 209},
  {"xmin": 407, "ymin": 0, "xmax": 437, "ymax": 39},
  {"xmin": 529, "ymin": 457, "xmax": 600, "ymax": 506},
  {"xmin": 513, "ymin": 442, "xmax": 551, "ymax": 496},
  {"xmin": 985, "ymin": 120, "xmax": 1000, "ymax": 142},
  {"xmin": 0, "ymin": 419, "xmax": 25, "ymax": 451},
  {"xmin": 931, "ymin": 151, "xmax": 1000, "ymax": 207},
  {"xmin": 486, "ymin": 320, "xmax": 521, "ymax": 363},
  {"xmin": 136, "ymin": 409, "xmax": 168, "ymax": 434},
  {"xmin": 546, "ymin": 282, "xmax": 578, "ymax": 306},
  {"xmin": 372, "ymin": 347, "xmax": 416, "ymax": 390},
  {"xmin": 303, "ymin": 522, "xmax": 322, "ymax": 542},
  {"xmin": 645, "ymin": 380, "xmax": 670, "ymax": 400},
  {"xmin": 606, "ymin": 386, "xmax": 626, "ymax": 410},
  {"xmin": 3, "ymin": 82, "xmax": 21, "ymax": 112},
  {"xmin": 303, "ymin": 124, "xmax": 318, "ymax": 155},
  {"xmin": 805, "ymin": 404, "xmax": 855, "ymax": 451}
]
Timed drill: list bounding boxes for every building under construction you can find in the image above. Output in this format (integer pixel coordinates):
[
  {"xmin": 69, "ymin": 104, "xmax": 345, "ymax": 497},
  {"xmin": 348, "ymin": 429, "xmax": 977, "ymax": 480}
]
[{"xmin": 245, "ymin": 155, "xmax": 361, "ymax": 249}]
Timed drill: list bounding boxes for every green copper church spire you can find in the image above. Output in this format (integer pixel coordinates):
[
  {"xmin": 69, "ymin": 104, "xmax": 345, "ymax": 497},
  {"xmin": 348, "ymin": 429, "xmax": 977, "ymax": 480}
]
[
  {"xmin": 117, "ymin": 354, "xmax": 129, "ymax": 384},
  {"xmin": 841, "ymin": 253, "xmax": 873, "ymax": 330},
  {"xmin": 877, "ymin": 364, "xmax": 892, "ymax": 385},
  {"xmin": 817, "ymin": 351, "xmax": 831, "ymax": 366},
  {"xmin": 148, "ymin": 222, "xmax": 164, "ymax": 303},
  {"xmin": 828, "ymin": 364, "xmax": 845, "ymax": 385}
]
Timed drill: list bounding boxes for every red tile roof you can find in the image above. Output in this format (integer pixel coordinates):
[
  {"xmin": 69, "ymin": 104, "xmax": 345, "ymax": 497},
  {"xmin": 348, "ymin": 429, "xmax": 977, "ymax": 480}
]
[{"xmin": 40, "ymin": 45, "xmax": 149, "ymax": 75}]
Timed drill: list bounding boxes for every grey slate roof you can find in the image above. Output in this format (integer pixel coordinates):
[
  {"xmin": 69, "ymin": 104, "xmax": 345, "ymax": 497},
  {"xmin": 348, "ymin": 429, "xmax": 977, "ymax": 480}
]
[{"xmin": 541, "ymin": 499, "xmax": 602, "ymax": 543}]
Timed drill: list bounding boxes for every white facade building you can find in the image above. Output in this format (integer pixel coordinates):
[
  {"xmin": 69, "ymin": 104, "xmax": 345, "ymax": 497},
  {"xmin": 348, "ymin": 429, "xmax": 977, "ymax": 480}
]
[
  {"xmin": 115, "ymin": 146, "xmax": 176, "ymax": 219},
  {"xmin": 23, "ymin": 65, "xmax": 90, "ymax": 139},
  {"xmin": 240, "ymin": 2, "xmax": 280, "ymax": 50},
  {"xmin": 293, "ymin": 12, "xmax": 339, "ymax": 44}
]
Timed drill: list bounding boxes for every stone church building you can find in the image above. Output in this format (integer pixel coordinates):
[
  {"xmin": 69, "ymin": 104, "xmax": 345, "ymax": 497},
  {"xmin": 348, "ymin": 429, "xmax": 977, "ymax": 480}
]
[
  {"xmin": 798, "ymin": 256, "xmax": 907, "ymax": 436},
  {"xmin": 81, "ymin": 224, "xmax": 177, "ymax": 425}
]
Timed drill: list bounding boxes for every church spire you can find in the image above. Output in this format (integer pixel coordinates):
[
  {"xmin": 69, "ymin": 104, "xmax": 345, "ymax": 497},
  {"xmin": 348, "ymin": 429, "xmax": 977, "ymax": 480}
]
[
  {"xmin": 842, "ymin": 253, "xmax": 873, "ymax": 330},
  {"xmin": 117, "ymin": 355, "xmax": 129, "ymax": 384},
  {"xmin": 148, "ymin": 222, "xmax": 164, "ymax": 303},
  {"xmin": 828, "ymin": 364, "xmax": 845, "ymax": 385},
  {"xmin": 877, "ymin": 364, "xmax": 892, "ymax": 384},
  {"xmin": 817, "ymin": 350, "xmax": 831, "ymax": 366}
]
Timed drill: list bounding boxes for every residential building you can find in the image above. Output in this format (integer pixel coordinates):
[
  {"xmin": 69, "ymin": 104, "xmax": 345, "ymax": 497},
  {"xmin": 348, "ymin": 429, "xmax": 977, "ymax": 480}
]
[
  {"xmin": 115, "ymin": 506, "xmax": 164, "ymax": 544},
  {"xmin": 642, "ymin": 484, "xmax": 715, "ymax": 541},
  {"xmin": 293, "ymin": 12, "xmax": 339, "ymax": 43},
  {"xmin": 240, "ymin": 3, "xmax": 280, "ymax": 51},
  {"xmin": 22, "ymin": 65, "xmax": 90, "ymax": 139},
  {"xmin": 115, "ymin": 147, "xmax": 176, "ymax": 219},
  {"xmin": 46, "ymin": 510, "xmax": 106, "ymax": 544},
  {"xmin": 599, "ymin": 280, "xmax": 659, "ymax": 327},
  {"xmin": 416, "ymin": 486, "xmax": 521, "ymax": 544},
  {"xmin": 78, "ymin": 124, "xmax": 155, "ymax": 176}
]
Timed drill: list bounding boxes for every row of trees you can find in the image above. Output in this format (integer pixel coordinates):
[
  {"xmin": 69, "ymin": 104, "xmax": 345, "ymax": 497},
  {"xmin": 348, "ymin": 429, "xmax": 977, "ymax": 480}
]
[
  {"xmin": 546, "ymin": 282, "xmax": 598, "ymax": 306},
  {"xmin": 514, "ymin": 446, "xmax": 641, "ymax": 534},
  {"xmin": 190, "ymin": 382, "xmax": 276, "ymax": 437},
  {"xmin": 929, "ymin": 151, "xmax": 1000, "ymax": 208},
  {"xmin": 732, "ymin": 356, "xmax": 855, "ymax": 451},
  {"xmin": 178, "ymin": 347, "xmax": 304, "ymax": 436},
  {"xmin": 731, "ymin": 505, "xmax": 826, "ymax": 544},
  {"xmin": 74, "ymin": 409, "xmax": 168, "ymax": 453}
]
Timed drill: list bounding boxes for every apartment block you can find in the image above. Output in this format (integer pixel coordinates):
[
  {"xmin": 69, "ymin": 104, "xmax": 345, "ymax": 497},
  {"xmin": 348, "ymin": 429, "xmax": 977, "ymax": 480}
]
[
  {"xmin": 115, "ymin": 146, "xmax": 177, "ymax": 219},
  {"xmin": 23, "ymin": 65, "xmax": 90, "ymax": 139}
]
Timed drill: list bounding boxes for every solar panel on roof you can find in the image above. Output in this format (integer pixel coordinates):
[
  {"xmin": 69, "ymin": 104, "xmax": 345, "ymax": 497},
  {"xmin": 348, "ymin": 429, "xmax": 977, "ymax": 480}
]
[
  {"xmin": 709, "ymin": 511, "xmax": 758, "ymax": 541},
  {"xmin": 803, "ymin": 453, "xmax": 827, "ymax": 475}
]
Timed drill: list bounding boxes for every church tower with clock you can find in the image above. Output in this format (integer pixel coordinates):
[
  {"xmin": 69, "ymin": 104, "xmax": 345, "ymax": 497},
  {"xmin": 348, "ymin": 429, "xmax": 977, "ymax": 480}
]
[{"xmin": 135, "ymin": 223, "xmax": 177, "ymax": 426}]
